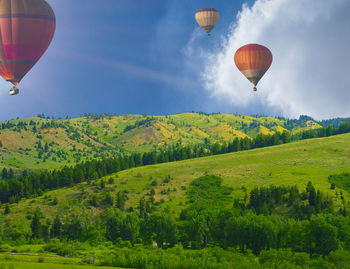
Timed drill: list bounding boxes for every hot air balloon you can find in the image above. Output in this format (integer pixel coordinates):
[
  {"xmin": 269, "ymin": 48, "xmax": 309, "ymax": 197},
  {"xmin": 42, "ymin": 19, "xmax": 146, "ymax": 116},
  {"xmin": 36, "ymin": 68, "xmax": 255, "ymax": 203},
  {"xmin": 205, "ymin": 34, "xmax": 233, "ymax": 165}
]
[
  {"xmin": 195, "ymin": 8, "xmax": 220, "ymax": 36},
  {"xmin": 0, "ymin": 0, "xmax": 56, "ymax": 95},
  {"xmin": 234, "ymin": 44, "xmax": 273, "ymax": 91}
]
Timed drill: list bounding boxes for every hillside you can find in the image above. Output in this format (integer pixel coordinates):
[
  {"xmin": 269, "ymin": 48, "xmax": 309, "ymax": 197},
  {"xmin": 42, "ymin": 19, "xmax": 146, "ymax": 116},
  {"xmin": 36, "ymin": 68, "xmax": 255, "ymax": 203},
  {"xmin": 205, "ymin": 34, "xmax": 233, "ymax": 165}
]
[
  {"xmin": 0, "ymin": 113, "xmax": 325, "ymax": 171},
  {"xmin": 4, "ymin": 132, "xmax": 350, "ymax": 233}
]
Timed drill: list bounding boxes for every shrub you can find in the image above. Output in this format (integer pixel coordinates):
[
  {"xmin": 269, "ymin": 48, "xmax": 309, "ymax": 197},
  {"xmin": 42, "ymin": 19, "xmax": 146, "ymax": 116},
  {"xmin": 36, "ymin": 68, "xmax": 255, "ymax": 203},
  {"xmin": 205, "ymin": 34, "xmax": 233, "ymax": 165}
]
[
  {"xmin": 0, "ymin": 245, "xmax": 12, "ymax": 253},
  {"xmin": 38, "ymin": 257, "xmax": 45, "ymax": 263}
]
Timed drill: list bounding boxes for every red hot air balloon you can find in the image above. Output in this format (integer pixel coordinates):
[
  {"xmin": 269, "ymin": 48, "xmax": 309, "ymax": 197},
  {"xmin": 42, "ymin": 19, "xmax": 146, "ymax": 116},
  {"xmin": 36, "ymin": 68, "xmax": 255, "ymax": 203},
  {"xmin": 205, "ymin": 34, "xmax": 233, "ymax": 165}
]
[
  {"xmin": 0, "ymin": 0, "xmax": 56, "ymax": 95},
  {"xmin": 234, "ymin": 44, "xmax": 273, "ymax": 91}
]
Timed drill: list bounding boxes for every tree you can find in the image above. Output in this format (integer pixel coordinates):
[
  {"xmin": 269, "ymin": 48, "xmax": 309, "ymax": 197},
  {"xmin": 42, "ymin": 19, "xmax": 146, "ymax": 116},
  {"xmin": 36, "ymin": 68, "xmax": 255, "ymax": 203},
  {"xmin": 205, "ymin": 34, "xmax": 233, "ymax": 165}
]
[
  {"xmin": 51, "ymin": 215, "xmax": 62, "ymax": 238},
  {"xmin": 52, "ymin": 197, "xmax": 58, "ymax": 205},
  {"xmin": 141, "ymin": 212, "xmax": 178, "ymax": 248},
  {"xmin": 44, "ymin": 143, "xmax": 49, "ymax": 152},
  {"xmin": 103, "ymin": 192, "xmax": 114, "ymax": 206},
  {"xmin": 116, "ymin": 191, "xmax": 128, "ymax": 212},
  {"xmin": 31, "ymin": 210, "xmax": 42, "ymax": 238},
  {"xmin": 123, "ymin": 213, "xmax": 140, "ymax": 244},
  {"xmin": 310, "ymin": 217, "xmax": 339, "ymax": 256},
  {"xmin": 1, "ymin": 168, "xmax": 8, "ymax": 180},
  {"xmin": 62, "ymin": 214, "xmax": 83, "ymax": 240},
  {"xmin": 308, "ymin": 186, "xmax": 317, "ymax": 207},
  {"xmin": 139, "ymin": 197, "xmax": 147, "ymax": 219},
  {"xmin": 105, "ymin": 209, "xmax": 124, "ymax": 242},
  {"xmin": 8, "ymin": 169, "xmax": 14, "ymax": 179},
  {"xmin": 4, "ymin": 204, "xmax": 10, "ymax": 215},
  {"xmin": 42, "ymin": 219, "xmax": 51, "ymax": 242}
]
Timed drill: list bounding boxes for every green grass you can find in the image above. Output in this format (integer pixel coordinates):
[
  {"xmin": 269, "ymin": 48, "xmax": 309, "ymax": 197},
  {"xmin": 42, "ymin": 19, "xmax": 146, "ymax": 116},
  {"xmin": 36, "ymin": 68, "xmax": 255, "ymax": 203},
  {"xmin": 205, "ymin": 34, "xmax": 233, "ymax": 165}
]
[
  {"xmin": 4, "ymin": 133, "xmax": 350, "ymax": 227},
  {"xmin": 0, "ymin": 253, "xmax": 121, "ymax": 269},
  {"xmin": 329, "ymin": 172, "xmax": 350, "ymax": 192}
]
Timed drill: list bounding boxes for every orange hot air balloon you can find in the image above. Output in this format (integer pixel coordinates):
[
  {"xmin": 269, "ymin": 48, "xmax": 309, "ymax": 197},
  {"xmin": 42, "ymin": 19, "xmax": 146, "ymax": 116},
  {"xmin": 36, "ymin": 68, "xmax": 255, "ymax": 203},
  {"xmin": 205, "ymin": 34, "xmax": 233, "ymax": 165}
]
[
  {"xmin": 195, "ymin": 8, "xmax": 220, "ymax": 36},
  {"xmin": 0, "ymin": 0, "xmax": 56, "ymax": 95},
  {"xmin": 234, "ymin": 44, "xmax": 273, "ymax": 91}
]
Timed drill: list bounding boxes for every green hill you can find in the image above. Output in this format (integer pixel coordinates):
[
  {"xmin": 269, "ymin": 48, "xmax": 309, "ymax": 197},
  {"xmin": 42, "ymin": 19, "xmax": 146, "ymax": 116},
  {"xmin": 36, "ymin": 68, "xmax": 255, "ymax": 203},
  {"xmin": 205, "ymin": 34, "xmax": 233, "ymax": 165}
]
[
  {"xmin": 2, "ymin": 132, "xmax": 350, "ymax": 269},
  {"xmin": 0, "ymin": 113, "xmax": 325, "ymax": 171},
  {"xmin": 4, "ymin": 132, "xmax": 350, "ymax": 232}
]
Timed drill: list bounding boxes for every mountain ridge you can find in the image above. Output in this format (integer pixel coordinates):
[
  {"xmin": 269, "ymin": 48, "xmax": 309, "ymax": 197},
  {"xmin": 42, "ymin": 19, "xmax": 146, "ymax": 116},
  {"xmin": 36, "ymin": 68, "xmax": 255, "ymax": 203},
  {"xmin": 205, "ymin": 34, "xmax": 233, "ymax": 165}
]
[{"xmin": 0, "ymin": 112, "xmax": 346, "ymax": 170}]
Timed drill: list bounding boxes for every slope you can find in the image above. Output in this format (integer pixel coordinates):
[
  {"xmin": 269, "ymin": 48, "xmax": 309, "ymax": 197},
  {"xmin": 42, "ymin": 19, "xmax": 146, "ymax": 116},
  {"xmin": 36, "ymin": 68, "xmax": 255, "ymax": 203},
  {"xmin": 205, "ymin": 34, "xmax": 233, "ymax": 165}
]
[{"xmin": 4, "ymin": 133, "xmax": 350, "ymax": 234}]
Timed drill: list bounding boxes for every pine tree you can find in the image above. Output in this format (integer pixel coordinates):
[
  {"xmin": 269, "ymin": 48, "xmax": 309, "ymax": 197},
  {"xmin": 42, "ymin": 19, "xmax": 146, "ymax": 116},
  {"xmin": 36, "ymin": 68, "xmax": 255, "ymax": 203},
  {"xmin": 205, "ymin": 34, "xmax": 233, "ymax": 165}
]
[
  {"xmin": 8, "ymin": 169, "xmax": 14, "ymax": 179},
  {"xmin": 116, "ymin": 191, "xmax": 128, "ymax": 211},
  {"xmin": 4, "ymin": 204, "xmax": 10, "ymax": 215},
  {"xmin": 308, "ymin": 186, "xmax": 317, "ymax": 207},
  {"xmin": 51, "ymin": 215, "xmax": 62, "ymax": 238},
  {"xmin": 139, "ymin": 198, "xmax": 147, "ymax": 219},
  {"xmin": 38, "ymin": 141, "xmax": 43, "ymax": 150},
  {"xmin": 31, "ymin": 211, "xmax": 42, "ymax": 238},
  {"xmin": 1, "ymin": 168, "xmax": 8, "ymax": 180},
  {"xmin": 44, "ymin": 143, "xmax": 49, "ymax": 152}
]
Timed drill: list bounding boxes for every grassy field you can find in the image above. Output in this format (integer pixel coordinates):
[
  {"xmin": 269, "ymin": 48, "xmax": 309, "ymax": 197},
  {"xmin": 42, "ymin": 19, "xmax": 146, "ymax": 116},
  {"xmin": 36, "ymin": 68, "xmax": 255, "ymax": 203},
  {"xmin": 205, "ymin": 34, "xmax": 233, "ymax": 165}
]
[
  {"xmin": 4, "ymin": 133, "xmax": 350, "ymax": 228},
  {"xmin": 0, "ymin": 253, "xmax": 121, "ymax": 269},
  {"xmin": 0, "ymin": 113, "xmax": 322, "ymax": 170}
]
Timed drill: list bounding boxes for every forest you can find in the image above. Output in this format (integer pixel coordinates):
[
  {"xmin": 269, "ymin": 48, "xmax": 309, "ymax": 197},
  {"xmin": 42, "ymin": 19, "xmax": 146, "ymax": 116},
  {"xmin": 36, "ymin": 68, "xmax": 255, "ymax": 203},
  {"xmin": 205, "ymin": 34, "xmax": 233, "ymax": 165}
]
[{"xmin": 1, "ymin": 175, "xmax": 350, "ymax": 268}]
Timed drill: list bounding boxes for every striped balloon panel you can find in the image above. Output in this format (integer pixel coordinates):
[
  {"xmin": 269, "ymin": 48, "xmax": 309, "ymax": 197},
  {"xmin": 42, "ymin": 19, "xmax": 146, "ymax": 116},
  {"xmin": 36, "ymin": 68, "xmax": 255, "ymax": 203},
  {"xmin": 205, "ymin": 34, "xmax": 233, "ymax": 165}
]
[
  {"xmin": 234, "ymin": 44, "xmax": 273, "ymax": 72},
  {"xmin": 195, "ymin": 8, "xmax": 220, "ymax": 35},
  {"xmin": 0, "ymin": 0, "xmax": 55, "ymax": 85}
]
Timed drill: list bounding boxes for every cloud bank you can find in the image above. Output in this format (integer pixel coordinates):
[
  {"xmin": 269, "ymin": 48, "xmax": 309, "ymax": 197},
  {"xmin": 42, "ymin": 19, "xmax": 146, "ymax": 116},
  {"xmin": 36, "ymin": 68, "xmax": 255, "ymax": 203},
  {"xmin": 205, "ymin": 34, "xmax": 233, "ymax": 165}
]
[{"xmin": 200, "ymin": 0, "xmax": 350, "ymax": 119}]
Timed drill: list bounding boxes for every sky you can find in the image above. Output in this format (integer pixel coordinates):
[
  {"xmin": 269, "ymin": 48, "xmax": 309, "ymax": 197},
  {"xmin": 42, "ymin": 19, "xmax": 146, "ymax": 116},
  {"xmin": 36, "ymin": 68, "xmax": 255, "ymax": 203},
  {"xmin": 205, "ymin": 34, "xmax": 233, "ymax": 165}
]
[{"xmin": 0, "ymin": 0, "xmax": 349, "ymax": 121}]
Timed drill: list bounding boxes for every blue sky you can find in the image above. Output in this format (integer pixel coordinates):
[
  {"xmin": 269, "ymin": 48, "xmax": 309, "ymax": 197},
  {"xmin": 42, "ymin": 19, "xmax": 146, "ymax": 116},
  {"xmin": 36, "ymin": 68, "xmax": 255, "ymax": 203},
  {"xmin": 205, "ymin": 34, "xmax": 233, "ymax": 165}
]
[
  {"xmin": 0, "ymin": 0, "xmax": 349, "ymax": 121},
  {"xmin": 0, "ymin": 0, "xmax": 252, "ymax": 120}
]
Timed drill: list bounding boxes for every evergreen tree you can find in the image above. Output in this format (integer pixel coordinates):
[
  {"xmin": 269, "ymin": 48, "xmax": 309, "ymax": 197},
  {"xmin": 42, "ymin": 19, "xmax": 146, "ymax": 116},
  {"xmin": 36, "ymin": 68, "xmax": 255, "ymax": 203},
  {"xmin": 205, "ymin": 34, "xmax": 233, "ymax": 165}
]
[
  {"xmin": 42, "ymin": 219, "xmax": 51, "ymax": 242},
  {"xmin": 4, "ymin": 204, "xmax": 10, "ymax": 215},
  {"xmin": 31, "ymin": 210, "xmax": 42, "ymax": 238},
  {"xmin": 44, "ymin": 143, "xmax": 49, "ymax": 152},
  {"xmin": 116, "ymin": 191, "xmax": 128, "ymax": 212},
  {"xmin": 8, "ymin": 169, "xmax": 14, "ymax": 179},
  {"xmin": 1, "ymin": 168, "xmax": 8, "ymax": 180},
  {"xmin": 139, "ymin": 197, "xmax": 147, "ymax": 219},
  {"xmin": 51, "ymin": 215, "xmax": 62, "ymax": 238},
  {"xmin": 308, "ymin": 184, "xmax": 317, "ymax": 207},
  {"xmin": 103, "ymin": 192, "xmax": 114, "ymax": 206}
]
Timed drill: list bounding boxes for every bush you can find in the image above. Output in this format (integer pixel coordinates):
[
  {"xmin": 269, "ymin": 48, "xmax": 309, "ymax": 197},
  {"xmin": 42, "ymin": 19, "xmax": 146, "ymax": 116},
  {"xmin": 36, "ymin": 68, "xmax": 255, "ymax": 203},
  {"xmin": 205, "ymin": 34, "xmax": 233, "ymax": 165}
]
[
  {"xmin": 43, "ymin": 240, "xmax": 75, "ymax": 257},
  {"xmin": 0, "ymin": 245, "xmax": 12, "ymax": 253},
  {"xmin": 38, "ymin": 257, "xmax": 45, "ymax": 263}
]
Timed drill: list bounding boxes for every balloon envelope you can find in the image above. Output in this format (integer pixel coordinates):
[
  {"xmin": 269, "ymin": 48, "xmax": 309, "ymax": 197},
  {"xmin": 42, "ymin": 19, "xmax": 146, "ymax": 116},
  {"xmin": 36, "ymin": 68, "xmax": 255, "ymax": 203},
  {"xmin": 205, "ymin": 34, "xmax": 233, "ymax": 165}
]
[
  {"xmin": 195, "ymin": 8, "xmax": 220, "ymax": 36},
  {"xmin": 234, "ymin": 44, "xmax": 273, "ymax": 90},
  {"xmin": 0, "ymin": 0, "xmax": 56, "ymax": 86}
]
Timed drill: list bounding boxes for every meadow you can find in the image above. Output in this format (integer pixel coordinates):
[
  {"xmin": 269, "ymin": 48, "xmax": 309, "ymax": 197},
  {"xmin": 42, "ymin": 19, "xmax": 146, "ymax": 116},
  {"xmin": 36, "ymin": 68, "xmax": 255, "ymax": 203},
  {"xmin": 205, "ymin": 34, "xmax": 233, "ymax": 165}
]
[{"xmin": 5, "ymin": 132, "xmax": 350, "ymax": 225}]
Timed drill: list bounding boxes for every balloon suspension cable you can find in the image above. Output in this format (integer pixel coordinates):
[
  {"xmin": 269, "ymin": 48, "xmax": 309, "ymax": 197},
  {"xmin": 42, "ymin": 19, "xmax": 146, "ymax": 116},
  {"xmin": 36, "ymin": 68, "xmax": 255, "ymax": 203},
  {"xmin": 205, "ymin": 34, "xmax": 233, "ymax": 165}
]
[{"xmin": 253, "ymin": 87, "xmax": 257, "ymax": 92}]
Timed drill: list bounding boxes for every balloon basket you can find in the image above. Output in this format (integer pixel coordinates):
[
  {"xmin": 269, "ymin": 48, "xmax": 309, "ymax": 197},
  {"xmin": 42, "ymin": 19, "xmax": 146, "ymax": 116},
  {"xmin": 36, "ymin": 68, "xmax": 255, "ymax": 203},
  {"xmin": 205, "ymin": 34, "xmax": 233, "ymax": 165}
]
[{"xmin": 9, "ymin": 86, "xmax": 19, "ymax": 96}]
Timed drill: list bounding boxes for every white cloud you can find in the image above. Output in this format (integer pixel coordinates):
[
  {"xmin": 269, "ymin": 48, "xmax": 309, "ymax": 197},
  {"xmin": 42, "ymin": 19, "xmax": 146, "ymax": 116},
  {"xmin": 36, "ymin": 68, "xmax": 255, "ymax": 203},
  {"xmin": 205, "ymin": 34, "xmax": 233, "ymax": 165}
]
[{"xmin": 199, "ymin": 0, "xmax": 350, "ymax": 119}]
